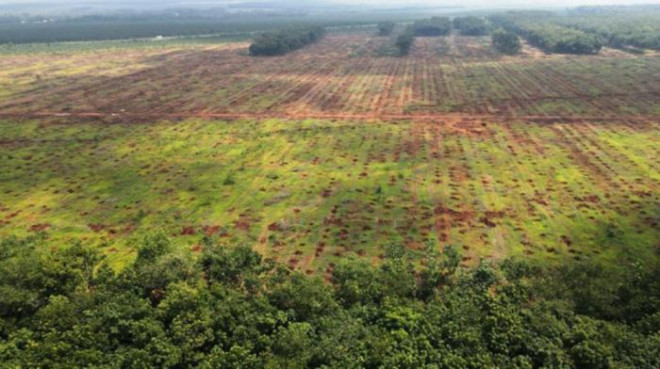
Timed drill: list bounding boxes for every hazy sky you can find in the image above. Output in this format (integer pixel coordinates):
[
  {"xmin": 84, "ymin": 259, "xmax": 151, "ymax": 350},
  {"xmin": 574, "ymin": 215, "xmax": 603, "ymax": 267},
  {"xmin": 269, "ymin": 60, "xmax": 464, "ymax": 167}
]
[
  {"xmin": 335, "ymin": 0, "xmax": 660, "ymax": 4},
  {"xmin": 1, "ymin": 0, "xmax": 659, "ymax": 8}
]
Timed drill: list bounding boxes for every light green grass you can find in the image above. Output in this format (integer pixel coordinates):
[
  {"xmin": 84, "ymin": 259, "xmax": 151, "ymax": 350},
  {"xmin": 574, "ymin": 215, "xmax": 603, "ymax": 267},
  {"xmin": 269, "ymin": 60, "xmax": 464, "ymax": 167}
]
[{"xmin": 0, "ymin": 118, "xmax": 657, "ymax": 272}]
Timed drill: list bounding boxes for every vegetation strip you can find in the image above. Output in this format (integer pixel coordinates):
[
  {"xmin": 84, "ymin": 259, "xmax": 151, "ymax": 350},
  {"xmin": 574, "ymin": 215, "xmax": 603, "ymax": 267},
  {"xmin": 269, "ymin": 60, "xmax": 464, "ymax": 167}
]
[{"xmin": 0, "ymin": 111, "xmax": 655, "ymax": 122}]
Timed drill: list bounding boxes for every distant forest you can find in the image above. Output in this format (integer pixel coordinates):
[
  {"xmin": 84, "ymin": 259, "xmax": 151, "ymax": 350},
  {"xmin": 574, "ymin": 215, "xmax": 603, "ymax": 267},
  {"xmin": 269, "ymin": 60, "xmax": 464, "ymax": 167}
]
[
  {"xmin": 0, "ymin": 8, "xmax": 417, "ymax": 44},
  {"xmin": 0, "ymin": 4, "xmax": 658, "ymax": 52},
  {"xmin": 0, "ymin": 16, "xmax": 366, "ymax": 44},
  {"xmin": 489, "ymin": 8, "xmax": 660, "ymax": 53}
]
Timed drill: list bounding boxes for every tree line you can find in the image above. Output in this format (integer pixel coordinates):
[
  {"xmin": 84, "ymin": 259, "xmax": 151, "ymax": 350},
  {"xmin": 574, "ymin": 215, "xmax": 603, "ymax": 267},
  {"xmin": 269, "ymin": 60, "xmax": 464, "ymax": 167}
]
[
  {"xmin": 522, "ymin": 24, "xmax": 602, "ymax": 54},
  {"xmin": 411, "ymin": 16, "xmax": 491, "ymax": 37},
  {"xmin": 395, "ymin": 29, "xmax": 415, "ymax": 56},
  {"xmin": 490, "ymin": 12, "xmax": 608, "ymax": 54},
  {"xmin": 393, "ymin": 17, "xmax": 453, "ymax": 56},
  {"xmin": 377, "ymin": 22, "xmax": 395, "ymax": 36},
  {"xmin": 558, "ymin": 10, "xmax": 660, "ymax": 51},
  {"xmin": 491, "ymin": 29, "xmax": 522, "ymax": 54},
  {"xmin": 412, "ymin": 17, "xmax": 452, "ymax": 37},
  {"xmin": 390, "ymin": 16, "xmax": 519, "ymax": 56},
  {"xmin": 1, "ymin": 234, "xmax": 658, "ymax": 368},
  {"xmin": 453, "ymin": 16, "xmax": 488, "ymax": 36},
  {"xmin": 0, "ymin": 14, "xmax": 376, "ymax": 45},
  {"xmin": 249, "ymin": 26, "xmax": 326, "ymax": 56},
  {"xmin": 489, "ymin": 8, "xmax": 660, "ymax": 53}
]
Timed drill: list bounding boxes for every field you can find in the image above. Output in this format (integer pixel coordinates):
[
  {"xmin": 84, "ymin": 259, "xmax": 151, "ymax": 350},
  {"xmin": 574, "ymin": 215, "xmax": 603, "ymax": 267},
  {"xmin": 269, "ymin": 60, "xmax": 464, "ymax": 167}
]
[
  {"xmin": 1, "ymin": 32, "xmax": 659, "ymax": 272},
  {"xmin": 2, "ymin": 8, "xmax": 660, "ymax": 365},
  {"xmin": 2, "ymin": 34, "xmax": 660, "ymax": 118},
  {"xmin": 1, "ymin": 117, "xmax": 658, "ymax": 273}
]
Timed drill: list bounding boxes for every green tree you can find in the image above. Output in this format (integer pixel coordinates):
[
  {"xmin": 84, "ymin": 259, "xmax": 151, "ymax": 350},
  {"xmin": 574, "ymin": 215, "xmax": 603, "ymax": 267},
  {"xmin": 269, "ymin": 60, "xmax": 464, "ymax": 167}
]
[
  {"xmin": 412, "ymin": 17, "xmax": 452, "ymax": 36},
  {"xmin": 249, "ymin": 26, "xmax": 326, "ymax": 56},
  {"xmin": 395, "ymin": 29, "xmax": 415, "ymax": 56},
  {"xmin": 492, "ymin": 29, "xmax": 522, "ymax": 54},
  {"xmin": 453, "ymin": 16, "xmax": 489, "ymax": 36},
  {"xmin": 377, "ymin": 21, "xmax": 396, "ymax": 36}
]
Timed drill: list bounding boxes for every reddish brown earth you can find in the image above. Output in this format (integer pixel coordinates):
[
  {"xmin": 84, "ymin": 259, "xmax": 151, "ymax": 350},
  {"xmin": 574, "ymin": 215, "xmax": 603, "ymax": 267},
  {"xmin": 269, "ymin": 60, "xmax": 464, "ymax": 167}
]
[{"xmin": 1, "ymin": 34, "xmax": 659, "ymax": 120}]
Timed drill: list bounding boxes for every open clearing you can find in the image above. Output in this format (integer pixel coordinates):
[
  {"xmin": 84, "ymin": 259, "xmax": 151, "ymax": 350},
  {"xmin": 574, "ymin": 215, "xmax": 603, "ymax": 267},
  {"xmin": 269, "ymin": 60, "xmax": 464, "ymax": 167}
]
[
  {"xmin": 1, "ymin": 34, "xmax": 660, "ymax": 118},
  {"xmin": 1, "ymin": 32, "xmax": 658, "ymax": 271},
  {"xmin": 1, "ymin": 118, "xmax": 657, "ymax": 273}
]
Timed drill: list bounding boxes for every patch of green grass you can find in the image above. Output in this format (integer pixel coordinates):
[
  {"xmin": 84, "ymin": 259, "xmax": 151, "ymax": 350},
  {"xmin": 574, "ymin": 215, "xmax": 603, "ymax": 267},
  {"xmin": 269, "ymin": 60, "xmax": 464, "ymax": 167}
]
[{"xmin": 0, "ymin": 119, "xmax": 657, "ymax": 272}]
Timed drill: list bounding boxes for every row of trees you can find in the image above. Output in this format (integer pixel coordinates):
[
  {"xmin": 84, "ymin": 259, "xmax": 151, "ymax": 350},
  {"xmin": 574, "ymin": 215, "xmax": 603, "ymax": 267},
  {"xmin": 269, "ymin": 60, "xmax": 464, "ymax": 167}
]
[
  {"xmin": 395, "ymin": 29, "xmax": 415, "ymax": 56},
  {"xmin": 392, "ymin": 16, "xmax": 454, "ymax": 56},
  {"xmin": 453, "ymin": 16, "xmax": 489, "ymax": 36},
  {"xmin": 380, "ymin": 17, "xmax": 490, "ymax": 38},
  {"xmin": 522, "ymin": 24, "xmax": 603, "ymax": 54},
  {"xmin": 384, "ymin": 17, "xmax": 505, "ymax": 57},
  {"xmin": 492, "ymin": 29, "xmax": 522, "ymax": 54},
  {"xmin": 412, "ymin": 17, "xmax": 452, "ymax": 37},
  {"xmin": 1, "ymin": 234, "xmax": 658, "ymax": 368},
  {"xmin": 592, "ymin": 27, "xmax": 660, "ymax": 50},
  {"xmin": 0, "ymin": 20, "xmax": 251, "ymax": 44},
  {"xmin": 558, "ymin": 11, "xmax": 660, "ymax": 50},
  {"xmin": 249, "ymin": 26, "xmax": 326, "ymax": 56},
  {"xmin": 377, "ymin": 21, "xmax": 395, "ymax": 36},
  {"xmin": 490, "ymin": 13, "xmax": 603, "ymax": 54}
]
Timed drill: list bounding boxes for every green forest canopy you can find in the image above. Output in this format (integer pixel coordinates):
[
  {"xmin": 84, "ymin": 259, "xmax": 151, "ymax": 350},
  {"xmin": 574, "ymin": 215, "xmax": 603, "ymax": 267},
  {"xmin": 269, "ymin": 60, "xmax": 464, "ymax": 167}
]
[
  {"xmin": 492, "ymin": 29, "xmax": 522, "ymax": 55},
  {"xmin": 249, "ymin": 26, "xmax": 326, "ymax": 56},
  {"xmin": 412, "ymin": 17, "xmax": 452, "ymax": 37},
  {"xmin": 1, "ymin": 234, "xmax": 658, "ymax": 368},
  {"xmin": 453, "ymin": 16, "xmax": 488, "ymax": 36}
]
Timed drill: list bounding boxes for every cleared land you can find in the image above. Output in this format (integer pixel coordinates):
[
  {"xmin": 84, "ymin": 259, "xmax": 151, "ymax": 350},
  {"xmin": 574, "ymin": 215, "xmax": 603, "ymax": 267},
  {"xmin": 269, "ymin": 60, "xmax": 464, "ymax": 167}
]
[
  {"xmin": 1, "ymin": 33, "xmax": 658, "ymax": 272},
  {"xmin": 1, "ymin": 34, "xmax": 659, "ymax": 119},
  {"xmin": 1, "ymin": 118, "xmax": 657, "ymax": 273}
]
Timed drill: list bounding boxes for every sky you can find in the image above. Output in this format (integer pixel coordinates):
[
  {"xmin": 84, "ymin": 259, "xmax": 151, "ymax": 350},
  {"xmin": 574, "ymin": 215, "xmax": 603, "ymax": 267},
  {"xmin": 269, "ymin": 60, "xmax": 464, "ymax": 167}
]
[
  {"xmin": 0, "ymin": 0, "xmax": 658, "ymax": 9},
  {"xmin": 333, "ymin": 0, "xmax": 659, "ymax": 4}
]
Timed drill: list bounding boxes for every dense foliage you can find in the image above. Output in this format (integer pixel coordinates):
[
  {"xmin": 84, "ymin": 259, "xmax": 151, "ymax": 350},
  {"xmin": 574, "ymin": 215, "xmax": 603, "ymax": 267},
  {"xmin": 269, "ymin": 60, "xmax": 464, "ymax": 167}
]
[
  {"xmin": 0, "ymin": 12, "xmax": 393, "ymax": 44},
  {"xmin": 490, "ymin": 13, "xmax": 603, "ymax": 55},
  {"xmin": 0, "ymin": 20, "xmax": 250, "ymax": 44},
  {"xmin": 558, "ymin": 11, "xmax": 660, "ymax": 51},
  {"xmin": 453, "ymin": 17, "xmax": 488, "ymax": 36},
  {"xmin": 249, "ymin": 26, "xmax": 326, "ymax": 56},
  {"xmin": 489, "ymin": 8, "xmax": 660, "ymax": 54},
  {"xmin": 492, "ymin": 29, "xmax": 522, "ymax": 54},
  {"xmin": 1, "ymin": 234, "xmax": 658, "ymax": 368},
  {"xmin": 522, "ymin": 25, "xmax": 603, "ymax": 54},
  {"xmin": 395, "ymin": 29, "xmax": 415, "ymax": 56},
  {"xmin": 377, "ymin": 22, "xmax": 396, "ymax": 36},
  {"xmin": 412, "ymin": 17, "xmax": 452, "ymax": 37}
]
